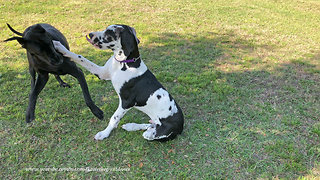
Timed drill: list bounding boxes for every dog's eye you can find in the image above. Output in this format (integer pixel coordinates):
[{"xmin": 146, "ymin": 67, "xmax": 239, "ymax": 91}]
[
  {"xmin": 102, "ymin": 36, "xmax": 113, "ymax": 43},
  {"xmin": 107, "ymin": 37, "xmax": 112, "ymax": 42}
]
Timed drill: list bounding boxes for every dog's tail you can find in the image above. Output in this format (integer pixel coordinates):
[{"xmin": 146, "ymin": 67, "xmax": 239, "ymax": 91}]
[
  {"xmin": 6, "ymin": 23, "xmax": 23, "ymax": 36},
  {"xmin": 4, "ymin": 36, "xmax": 23, "ymax": 42},
  {"xmin": 3, "ymin": 23, "xmax": 24, "ymax": 43}
]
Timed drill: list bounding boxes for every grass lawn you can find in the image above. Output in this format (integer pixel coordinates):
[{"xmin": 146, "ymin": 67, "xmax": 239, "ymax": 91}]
[{"xmin": 0, "ymin": 0, "xmax": 319, "ymax": 179}]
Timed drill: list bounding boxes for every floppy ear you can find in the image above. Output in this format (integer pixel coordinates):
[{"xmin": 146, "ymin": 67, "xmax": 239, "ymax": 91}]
[
  {"xmin": 4, "ymin": 37, "xmax": 26, "ymax": 48},
  {"xmin": 119, "ymin": 27, "xmax": 138, "ymax": 57},
  {"xmin": 128, "ymin": 27, "xmax": 140, "ymax": 45},
  {"xmin": 33, "ymin": 24, "xmax": 46, "ymax": 33}
]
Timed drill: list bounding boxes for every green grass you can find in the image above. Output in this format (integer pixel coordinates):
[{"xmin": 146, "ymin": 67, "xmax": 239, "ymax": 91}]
[{"xmin": 1, "ymin": 0, "xmax": 319, "ymax": 179}]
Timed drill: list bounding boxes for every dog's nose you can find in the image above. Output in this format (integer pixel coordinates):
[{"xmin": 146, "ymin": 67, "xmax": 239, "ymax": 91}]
[{"xmin": 88, "ymin": 33, "xmax": 94, "ymax": 39}]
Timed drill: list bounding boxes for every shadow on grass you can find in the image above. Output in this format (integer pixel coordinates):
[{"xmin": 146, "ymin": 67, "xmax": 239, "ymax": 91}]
[
  {"xmin": 125, "ymin": 32, "xmax": 318, "ymax": 178},
  {"xmin": 1, "ymin": 30, "xmax": 319, "ymax": 179}
]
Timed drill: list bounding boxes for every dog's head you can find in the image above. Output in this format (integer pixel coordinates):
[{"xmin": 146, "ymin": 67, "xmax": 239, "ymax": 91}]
[
  {"xmin": 86, "ymin": 24, "xmax": 140, "ymax": 61},
  {"xmin": 4, "ymin": 23, "xmax": 63, "ymax": 65}
]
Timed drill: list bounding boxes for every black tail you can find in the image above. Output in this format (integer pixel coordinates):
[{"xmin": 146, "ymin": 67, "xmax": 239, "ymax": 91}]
[
  {"xmin": 7, "ymin": 23, "xmax": 23, "ymax": 36},
  {"xmin": 4, "ymin": 36, "xmax": 23, "ymax": 42}
]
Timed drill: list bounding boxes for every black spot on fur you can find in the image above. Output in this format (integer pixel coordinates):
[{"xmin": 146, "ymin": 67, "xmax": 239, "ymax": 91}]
[
  {"xmin": 119, "ymin": 70, "xmax": 163, "ymax": 108},
  {"xmin": 121, "ymin": 64, "xmax": 127, "ymax": 71},
  {"xmin": 169, "ymin": 106, "xmax": 172, "ymax": 111},
  {"xmin": 106, "ymin": 44, "xmax": 115, "ymax": 49},
  {"xmin": 102, "ymin": 39, "xmax": 108, "ymax": 43},
  {"xmin": 157, "ymin": 95, "xmax": 161, "ymax": 99},
  {"xmin": 81, "ymin": 60, "xmax": 84, "ymax": 62},
  {"xmin": 105, "ymin": 29, "xmax": 113, "ymax": 35},
  {"xmin": 78, "ymin": 55, "xmax": 81, "ymax": 58},
  {"xmin": 93, "ymin": 38, "xmax": 99, "ymax": 43},
  {"xmin": 169, "ymin": 94, "xmax": 173, "ymax": 101}
]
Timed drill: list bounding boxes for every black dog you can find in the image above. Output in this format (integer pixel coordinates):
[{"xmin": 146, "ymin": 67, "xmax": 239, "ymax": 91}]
[{"xmin": 4, "ymin": 23, "xmax": 103, "ymax": 123}]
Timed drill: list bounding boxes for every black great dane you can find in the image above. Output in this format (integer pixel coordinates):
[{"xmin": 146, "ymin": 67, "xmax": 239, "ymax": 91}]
[{"xmin": 4, "ymin": 23, "xmax": 103, "ymax": 123}]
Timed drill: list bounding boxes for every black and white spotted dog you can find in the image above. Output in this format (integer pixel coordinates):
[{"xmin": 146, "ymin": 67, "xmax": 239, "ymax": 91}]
[{"xmin": 53, "ymin": 25, "xmax": 184, "ymax": 141}]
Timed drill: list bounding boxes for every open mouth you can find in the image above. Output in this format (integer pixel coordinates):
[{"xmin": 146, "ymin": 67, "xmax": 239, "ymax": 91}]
[{"xmin": 86, "ymin": 35, "xmax": 101, "ymax": 49}]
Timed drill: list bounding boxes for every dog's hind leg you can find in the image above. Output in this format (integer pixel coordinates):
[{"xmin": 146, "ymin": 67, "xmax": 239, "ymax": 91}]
[
  {"xmin": 70, "ymin": 68, "xmax": 104, "ymax": 120},
  {"xmin": 26, "ymin": 73, "xmax": 49, "ymax": 123},
  {"xmin": 54, "ymin": 75, "xmax": 71, "ymax": 88},
  {"xmin": 122, "ymin": 123, "xmax": 151, "ymax": 131},
  {"xmin": 29, "ymin": 67, "xmax": 36, "ymax": 89}
]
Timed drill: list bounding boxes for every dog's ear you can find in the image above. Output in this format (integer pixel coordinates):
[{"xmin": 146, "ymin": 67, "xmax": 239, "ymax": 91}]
[
  {"xmin": 33, "ymin": 24, "xmax": 46, "ymax": 33},
  {"xmin": 4, "ymin": 37, "xmax": 27, "ymax": 48},
  {"xmin": 119, "ymin": 26, "xmax": 138, "ymax": 57},
  {"xmin": 128, "ymin": 26, "xmax": 140, "ymax": 45}
]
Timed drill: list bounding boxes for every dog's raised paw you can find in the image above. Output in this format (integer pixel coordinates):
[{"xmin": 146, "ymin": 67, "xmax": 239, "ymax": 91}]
[{"xmin": 52, "ymin": 40, "xmax": 69, "ymax": 56}]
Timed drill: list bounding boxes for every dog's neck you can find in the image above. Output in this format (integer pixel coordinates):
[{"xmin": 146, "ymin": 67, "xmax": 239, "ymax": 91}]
[
  {"xmin": 115, "ymin": 56, "xmax": 140, "ymax": 63},
  {"xmin": 113, "ymin": 47, "xmax": 141, "ymax": 69}
]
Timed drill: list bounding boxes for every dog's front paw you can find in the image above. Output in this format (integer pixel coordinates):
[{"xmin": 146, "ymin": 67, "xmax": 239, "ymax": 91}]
[
  {"xmin": 94, "ymin": 131, "xmax": 109, "ymax": 140},
  {"xmin": 52, "ymin": 40, "xmax": 70, "ymax": 57}
]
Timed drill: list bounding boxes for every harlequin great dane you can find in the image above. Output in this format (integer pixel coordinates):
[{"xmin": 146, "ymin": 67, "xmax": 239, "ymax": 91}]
[{"xmin": 53, "ymin": 24, "xmax": 184, "ymax": 141}]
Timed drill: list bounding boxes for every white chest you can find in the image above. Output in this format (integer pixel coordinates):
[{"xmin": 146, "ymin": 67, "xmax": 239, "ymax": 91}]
[{"xmin": 109, "ymin": 57, "xmax": 147, "ymax": 94}]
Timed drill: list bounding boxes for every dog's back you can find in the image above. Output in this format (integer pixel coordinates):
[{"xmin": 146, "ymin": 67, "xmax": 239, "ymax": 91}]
[{"xmin": 24, "ymin": 23, "xmax": 69, "ymax": 50}]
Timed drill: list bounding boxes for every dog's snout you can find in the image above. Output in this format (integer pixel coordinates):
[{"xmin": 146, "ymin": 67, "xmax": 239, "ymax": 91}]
[{"xmin": 89, "ymin": 33, "xmax": 94, "ymax": 39}]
